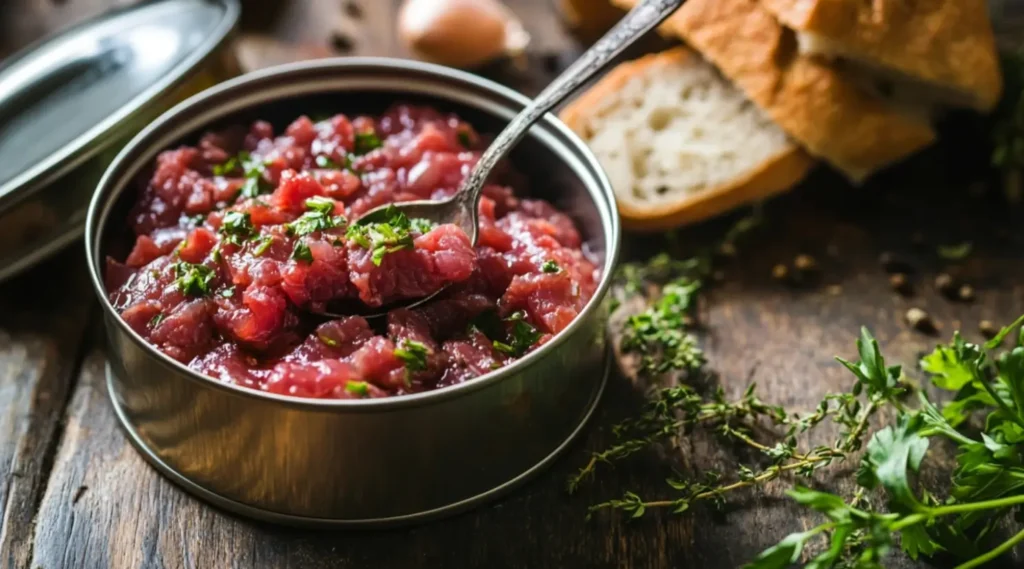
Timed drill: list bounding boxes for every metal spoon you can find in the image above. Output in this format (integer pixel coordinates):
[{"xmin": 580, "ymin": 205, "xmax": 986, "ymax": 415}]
[{"xmin": 312, "ymin": 0, "xmax": 685, "ymax": 319}]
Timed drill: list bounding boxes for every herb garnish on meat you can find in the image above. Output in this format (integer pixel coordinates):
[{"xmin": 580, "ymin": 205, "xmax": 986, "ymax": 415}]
[
  {"xmin": 345, "ymin": 205, "xmax": 431, "ymax": 266},
  {"xmin": 173, "ymin": 262, "xmax": 215, "ymax": 297}
]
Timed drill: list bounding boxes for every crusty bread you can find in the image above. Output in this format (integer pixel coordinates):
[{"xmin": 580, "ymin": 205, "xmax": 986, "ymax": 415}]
[
  {"xmin": 761, "ymin": 0, "xmax": 1002, "ymax": 113},
  {"xmin": 560, "ymin": 48, "xmax": 814, "ymax": 230},
  {"xmin": 613, "ymin": 0, "xmax": 937, "ymax": 182}
]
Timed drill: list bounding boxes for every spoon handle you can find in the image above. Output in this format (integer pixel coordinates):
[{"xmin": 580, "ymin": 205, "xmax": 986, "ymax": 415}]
[{"xmin": 456, "ymin": 0, "xmax": 685, "ymax": 209}]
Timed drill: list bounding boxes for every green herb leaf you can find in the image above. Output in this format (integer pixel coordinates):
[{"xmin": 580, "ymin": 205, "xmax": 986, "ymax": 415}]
[
  {"xmin": 937, "ymin": 242, "xmax": 972, "ymax": 260},
  {"xmin": 394, "ymin": 339, "xmax": 431, "ymax": 373},
  {"xmin": 541, "ymin": 260, "xmax": 561, "ymax": 274},
  {"xmin": 856, "ymin": 413, "xmax": 929, "ymax": 510},
  {"xmin": 291, "ymin": 241, "xmax": 314, "ymax": 263},
  {"xmin": 252, "ymin": 235, "xmax": 275, "ymax": 256},
  {"xmin": 149, "ymin": 313, "xmax": 165, "ymax": 328},
  {"xmin": 173, "ymin": 262, "xmax": 215, "ymax": 297},
  {"xmin": 344, "ymin": 205, "xmax": 428, "ymax": 266},
  {"xmin": 457, "ymin": 128, "xmax": 472, "ymax": 148},
  {"xmin": 219, "ymin": 211, "xmax": 255, "ymax": 246},
  {"xmin": 354, "ymin": 131, "xmax": 382, "ymax": 155},
  {"xmin": 491, "ymin": 311, "xmax": 542, "ymax": 357},
  {"xmin": 285, "ymin": 197, "xmax": 347, "ymax": 237},
  {"xmin": 220, "ymin": 286, "xmax": 236, "ymax": 298},
  {"xmin": 345, "ymin": 381, "xmax": 370, "ymax": 397},
  {"xmin": 315, "ymin": 155, "xmax": 347, "ymax": 170}
]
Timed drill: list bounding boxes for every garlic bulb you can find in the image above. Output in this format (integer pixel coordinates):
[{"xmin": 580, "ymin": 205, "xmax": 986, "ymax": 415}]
[{"xmin": 398, "ymin": 0, "xmax": 530, "ymax": 69}]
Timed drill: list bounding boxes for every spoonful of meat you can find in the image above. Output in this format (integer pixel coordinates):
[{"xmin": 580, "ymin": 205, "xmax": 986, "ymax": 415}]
[{"xmin": 310, "ymin": 0, "xmax": 685, "ymax": 319}]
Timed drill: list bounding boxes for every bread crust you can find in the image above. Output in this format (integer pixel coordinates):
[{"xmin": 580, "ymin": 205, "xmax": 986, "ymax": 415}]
[
  {"xmin": 561, "ymin": 48, "xmax": 815, "ymax": 230},
  {"xmin": 761, "ymin": 0, "xmax": 1002, "ymax": 112},
  {"xmin": 613, "ymin": 0, "xmax": 936, "ymax": 182}
]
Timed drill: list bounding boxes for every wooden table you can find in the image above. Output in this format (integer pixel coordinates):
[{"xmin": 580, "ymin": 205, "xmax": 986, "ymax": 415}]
[{"xmin": 2, "ymin": 1, "xmax": 1022, "ymax": 567}]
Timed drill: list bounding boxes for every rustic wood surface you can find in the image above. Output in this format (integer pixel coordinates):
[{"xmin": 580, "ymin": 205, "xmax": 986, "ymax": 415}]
[{"xmin": 2, "ymin": 1, "xmax": 1023, "ymax": 568}]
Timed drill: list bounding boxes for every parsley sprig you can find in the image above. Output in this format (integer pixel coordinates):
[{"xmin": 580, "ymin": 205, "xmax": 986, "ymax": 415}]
[
  {"xmin": 576, "ymin": 245, "xmax": 1024, "ymax": 568},
  {"xmin": 492, "ymin": 311, "xmax": 543, "ymax": 357},
  {"xmin": 219, "ymin": 211, "xmax": 255, "ymax": 246}
]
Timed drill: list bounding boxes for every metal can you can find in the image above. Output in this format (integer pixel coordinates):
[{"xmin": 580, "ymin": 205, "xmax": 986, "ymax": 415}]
[
  {"xmin": 86, "ymin": 58, "xmax": 621, "ymax": 526},
  {"xmin": 0, "ymin": 0, "xmax": 240, "ymax": 281}
]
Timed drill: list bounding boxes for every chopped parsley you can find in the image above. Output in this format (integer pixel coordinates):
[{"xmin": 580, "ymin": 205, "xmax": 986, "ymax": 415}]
[
  {"xmin": 252, "ymin": 235, "xmax": 275, "ymax": 256},
  {"xmin": 286, "ymin": 197, "xmax": 347, "ymax": 236},
  {"xmin": 410, "ymin": 218, "xmax": 435, "ymax": 235},
  {"xmin": 213, "ymin": 151, "xmax": 273, "ymax": 199},
  {"xmin": 345, "ymin": 380, "xmax": 370, "ymax": 397},
  {"xmin": 219, "ymin": 211, "xmax": 255, "ymax": 246},
  {"xmin": 291, "ymin": 241, "xmax": 314, "ymax": 263},
  {"xmin": 149, "ymin": 313, "xmax": 165, "ymax": 328},
  {"xmin": 318, "ymin": 333, "xmax": 339, "ymax": 347},
  {"xmin": 541, "ymin": 260, "xmax": 561, "ymax": 274},
  {"xmin": 220, "ymin": 286, "xmax": 236, "ymax": 298},
  {"xmin": 173, "ymin": 262, "xmax": 215, "ymax": 297},
  {"xmin": 457, "ymin": 128, "xmax": 472, "ymax": 148},
  {"xmin": 315, "ymin": 155, "xmax": 348, "ymax": 170},
  {"xmin": 353, "ymin": 131, "xmax": 382, "ymax": 155},
  {"xmin": 345, "ymin": 205, "xmax": 430, "ymax": 266},
  {"xmin": 394, "ymin": 340, "xmax": 431, "ymax": 373},
  {"xmin": 491, "ymin": 311, "xmax": 543, "ymax": 357}
]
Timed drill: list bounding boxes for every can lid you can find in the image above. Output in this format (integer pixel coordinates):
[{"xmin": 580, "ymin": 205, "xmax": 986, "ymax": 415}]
[{"xmin": 0, "ymin": 0, "xmax": 239, "ymax": 213}]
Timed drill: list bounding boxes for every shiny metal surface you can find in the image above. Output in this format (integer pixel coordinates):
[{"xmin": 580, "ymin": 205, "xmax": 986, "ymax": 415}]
[
  {"xmin": 315, "ymin": 0, "xmax": 680, "ymax": 321},
  {"xmin": 0, "ymin": 0, "xmax": 239, "ymax": 282},
  {"xmin": 86, "ymin": 58, "xmax": 620, "ymax": 525}
]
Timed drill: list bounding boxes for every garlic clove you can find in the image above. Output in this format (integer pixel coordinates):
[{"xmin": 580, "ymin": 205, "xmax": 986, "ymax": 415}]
[{"xmin": 398, "ymin": 0, "xmax": 531, "ymax": 69}]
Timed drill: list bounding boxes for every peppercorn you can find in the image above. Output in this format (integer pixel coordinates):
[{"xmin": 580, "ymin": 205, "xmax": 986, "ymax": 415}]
[
  {"xmin": 793, "ymin": 254, "xmax": 817, "ymax": 273},
  {"xmin": 935, "ymin": 273, "xmax": 956, "ymax": 297},
  {"xmin": 906, "ymin": 307, "xmax": 936, "ymax": 334},
  {"xmin": 979, "ymin": 320, "xmax": 997, "ymax": 339},
  {"xmin": 958, "ymin": 285, "xmax": 975, "ymax": 302},
  {"xmin": 889, "ymin": 273, "xmax": 912, "ymax": 296},
  {"xmin": 771, "ymin": 264, "xmax": 789, "ymax": 282}
]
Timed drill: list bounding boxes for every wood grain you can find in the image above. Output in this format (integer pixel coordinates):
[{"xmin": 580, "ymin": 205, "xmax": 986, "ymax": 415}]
[
  {"xmin": 3, "ymin": 1, "xmax": 1024, "ymax": 568},
  {"xmin": 0, "ymin": 251, "xmax": 95, "ymax": 569}
]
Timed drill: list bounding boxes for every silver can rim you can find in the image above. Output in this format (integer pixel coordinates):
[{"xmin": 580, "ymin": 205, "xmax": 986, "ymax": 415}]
[{"xmin": 86, "ymin": 57, "xmax": 621, "ymax": 412}]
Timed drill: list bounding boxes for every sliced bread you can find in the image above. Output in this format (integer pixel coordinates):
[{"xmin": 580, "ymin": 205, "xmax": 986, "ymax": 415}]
[
  {"xmin": 761, "ymin": 0, "xmax": 1002, "ymax": 113},
  {"xmin": 560, "ymin": 48, "xmax": 814, "ymax": 230},
  {"xmin": 613, "ymin": 0, "xmax": 937, "ymax": 182}
]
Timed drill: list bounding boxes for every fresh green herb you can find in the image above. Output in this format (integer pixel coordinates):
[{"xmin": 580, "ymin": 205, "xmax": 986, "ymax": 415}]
[
  {"xmin": 353, "ymin": 131, "xmax": 382, "ymax": 155},
  {"xmin": 410, "ymin": 218, "xmax": 435, "ymax": 235},
  {"xmin": 318, "ymin": 333, "xmax": 338, "ymax": 347},
  {"xmin": 492, "ymin": 311, "xmax": 542, "ymax": 357},
  {"xmin": 149, "ymin": 313, "xmax": 165, "ymax": 328},
  {"xmin": 286, "ymin": 197, "xmax": 347, "ymax": 237},
  {"xmin": 345, "ymin": 381, "xmax": 370, "ymax": 397},
  {"xmin": 315, "ymin": 154, "xmax": 347, "ymax": 170},
  {"xmin": 541, "ymin": 260, "xmax": 561, "ymax": 274},
  {"xmin": 345, "ymin": 205, "xmax": 429, "ymax": 266},
  {"xmin": 457, "ymin": 128, "xmax": 472, "ymax": 148},
  {"xmin": 252, "ymin": 235, "xmax": 275, "ymax": 256},
  {"xmin": 220, "ymin": 286, "xmax": 235, "ymax": 298},
  {"xmin": 291, "ymin": 241, "xmax": 314, "ymax": 263},
  {"xmin": 210, "ymin": 243, "xmax": 223, "ymax": 263},
  {"xmin": 937, "ymin": 241, "xmax": 973, "ymax": 260},
  {"xmin": 215, "ymin": 151, "xmax": 273, "ymax": 199},
  {"xmin": 394, "ymin": 339, "xmax": 431, "ymax": 373},
  {"xmin": 173, "ymin": 262, "xmax": 215, "ymax": 297},
  {"xmin": 219, "ymin": 211, "xmax": 255, "ymax": 246},
  {"xmin": 577, "ymin": 249, "xmax": 1024, "ymax": 569}
]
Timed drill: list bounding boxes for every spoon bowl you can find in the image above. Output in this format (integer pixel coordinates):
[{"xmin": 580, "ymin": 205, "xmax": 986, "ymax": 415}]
[{"xmin": 307, "ymin": 0, "xmax": 685, "ymax": 320}]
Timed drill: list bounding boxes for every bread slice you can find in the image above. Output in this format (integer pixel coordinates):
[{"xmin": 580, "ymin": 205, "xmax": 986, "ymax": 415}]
[
  {"xmin": 560, "ymin": 48, "xmax": 814, "ymax": 230},
  {"xmin": 613, "ymin": 0, "xmax": 937, "ymax": 182},
  {"xmin": 761, "ymin": 0, "xmax": 1002, "ymax": 113}
]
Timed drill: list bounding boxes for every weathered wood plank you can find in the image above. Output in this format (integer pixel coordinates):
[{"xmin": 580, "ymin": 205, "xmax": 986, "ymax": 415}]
[{"xmin": 0, "ymin": 251, "xmax": 95, "ymax": 569}]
